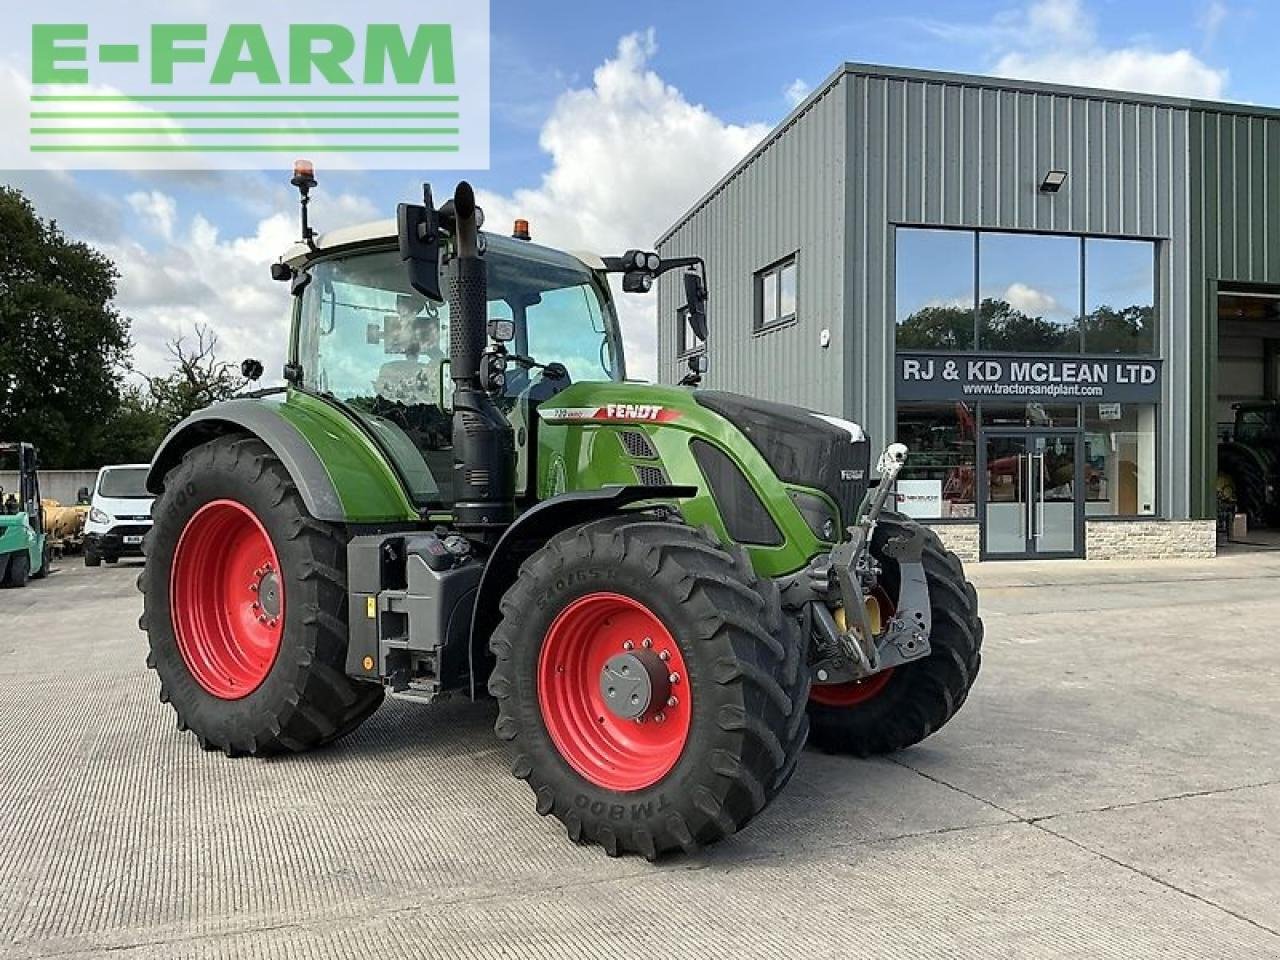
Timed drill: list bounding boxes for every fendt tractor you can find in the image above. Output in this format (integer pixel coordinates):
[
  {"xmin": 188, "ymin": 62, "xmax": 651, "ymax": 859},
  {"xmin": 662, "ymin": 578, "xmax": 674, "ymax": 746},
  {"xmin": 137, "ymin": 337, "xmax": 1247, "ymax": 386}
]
[
  {"xmin": 139, "ymin": 166, "xmax": 982, "ymax": 857},
  {"xmin": 1219, "ymin": 401, "xmax": 1280, "ymax": 529}
]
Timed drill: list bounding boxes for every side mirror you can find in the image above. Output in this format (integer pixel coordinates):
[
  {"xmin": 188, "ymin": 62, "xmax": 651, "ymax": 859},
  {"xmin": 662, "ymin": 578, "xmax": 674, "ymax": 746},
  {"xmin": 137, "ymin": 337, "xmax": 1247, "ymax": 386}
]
[
  {"xmin": 241, "ymin": 358, "xmax": 264, "ymax": 381},
  {"xmin": 688, "ymin": 353, "xmax": 709, "ymax": 375},
  {"xmin": 270, "ymin": 262, "xmax": 292, "ymax": 282},
  {"xmin": 683, "ymin": 270, "xmax": 708, "ymax": 342},
  {"xmin": 398, "ymin": 184, "xmax": 442, "ymax": 302}
]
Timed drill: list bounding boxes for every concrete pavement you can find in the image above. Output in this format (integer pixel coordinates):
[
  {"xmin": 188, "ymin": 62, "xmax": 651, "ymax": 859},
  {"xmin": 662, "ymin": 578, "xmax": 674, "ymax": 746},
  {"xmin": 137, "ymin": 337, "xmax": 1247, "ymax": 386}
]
[{"xmin": 0, "ymin": 550, "xmax": 1276, "ymax": 958}]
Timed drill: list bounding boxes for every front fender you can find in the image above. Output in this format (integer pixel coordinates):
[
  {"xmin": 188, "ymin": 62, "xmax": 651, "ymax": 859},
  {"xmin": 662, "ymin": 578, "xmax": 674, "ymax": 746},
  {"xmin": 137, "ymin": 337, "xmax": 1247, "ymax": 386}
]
[{"xmin": 147, "ymin": 394, "xmax": 418, "ymax": 524}]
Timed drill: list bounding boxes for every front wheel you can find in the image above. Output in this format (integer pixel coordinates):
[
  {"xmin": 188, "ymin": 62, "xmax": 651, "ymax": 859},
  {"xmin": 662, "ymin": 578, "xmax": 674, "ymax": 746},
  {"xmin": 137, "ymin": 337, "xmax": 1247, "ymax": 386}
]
[
  {"xmin": 2, "ymin": 551, "xmax": 30, "ymax": 588},
  {"xmin": 807, "ymin": 513, "xmax": 982, "ymax": 755},
  {"xmin": 32, "ymin": 543, "xmax": 51, "ymax": 579},
  {"xmin": 489, "ymin": 517, "xmax": 809, "ymax": 858},
  {"xmin": 140, "ymin": 435, "xmax": 383, "ymax": 755}
]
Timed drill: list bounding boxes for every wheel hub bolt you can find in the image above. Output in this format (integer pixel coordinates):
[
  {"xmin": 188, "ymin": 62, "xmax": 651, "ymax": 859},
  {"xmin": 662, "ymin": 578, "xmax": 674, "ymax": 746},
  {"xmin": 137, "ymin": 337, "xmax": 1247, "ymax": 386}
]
[
  {"xmin": 667, "ymin": 696, "xmax": 678, "ymax": 708},
  {"xmin": 659, "ymin": 650, "xmax": 670, "ymax": 661},
  {"xmin": 817, "ymin": 669, "xmax": 829, "ymax": 681},
  {"xmin": 669, "ymin": 672, "xmax": 680, "ymax": 684},
  {"xmin": 642, "ymin": 637, "xmax": 652, "ymax": 649},
  {"xmin": 623, "ymin": 640, "xmax": 634, "ymax": 651},
  {"xmin": 654, "ymin": 712, "xmax": 666, "ymax": 724}
]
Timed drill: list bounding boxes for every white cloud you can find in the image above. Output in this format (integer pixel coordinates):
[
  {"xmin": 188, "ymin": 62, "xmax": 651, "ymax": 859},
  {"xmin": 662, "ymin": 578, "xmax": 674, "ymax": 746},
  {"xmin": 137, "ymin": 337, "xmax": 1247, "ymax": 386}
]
[
  {"xmin": 1199, "ymin": 1, "xmax": 1229, "ymax": 47},
  {"xmin": 924, "ymin": 0, "xmax": 1229, "ymax": 100},
  {"xmin": 100, "ymin": 186, "xmax": 378, "ymax": 381},
  {"xmin": 1003, "ymin": 282, "xmax": 1060, "ymax": 317},
  {"xmin": 784, "ymin": 78, "xmax": 811, "ymax": 107},
  {"xmin": 475, "ymin": 30, "xmax": 768, "ymax": 379},
  {"xmin": 995, "ymin": 47, "xmax": 1227, "ymax": 99},
  {"xmin": 127, "ymin": 191, "xmax": 179, "ymax": 240}
]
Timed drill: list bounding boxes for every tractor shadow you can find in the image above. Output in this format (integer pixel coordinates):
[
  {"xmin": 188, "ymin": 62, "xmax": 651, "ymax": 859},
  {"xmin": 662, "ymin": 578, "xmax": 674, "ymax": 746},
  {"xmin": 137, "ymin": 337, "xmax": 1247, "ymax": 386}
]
[{"xmin": 296, "ymin": 695, "xmax": 503, "ymax": 767}]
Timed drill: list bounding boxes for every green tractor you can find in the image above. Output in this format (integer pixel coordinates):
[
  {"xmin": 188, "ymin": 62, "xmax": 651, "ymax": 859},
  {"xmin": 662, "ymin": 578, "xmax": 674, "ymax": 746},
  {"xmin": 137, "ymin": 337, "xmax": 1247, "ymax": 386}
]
[
  {"xmin": 0, "ymin": 442, "xmax": 51, "ymax": 587},
  {"xmin": 139, "ymin": 171, "xmax": 982, "ymax": 857},
  {"xmin": 1218, "ymin": 401, "xmax": 1280, "ymax": 528}
]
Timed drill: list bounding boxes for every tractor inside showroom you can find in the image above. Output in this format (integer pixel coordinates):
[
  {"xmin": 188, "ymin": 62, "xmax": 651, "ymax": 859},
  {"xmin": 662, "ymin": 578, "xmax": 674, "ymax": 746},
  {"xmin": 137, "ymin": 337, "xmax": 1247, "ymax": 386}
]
[
  {"xmin": 140, "ymin": 167, "xmax": 982, "ymax": 857},
  {"xmin": 1218, "ymin": 401, "xmax": 1280, "ymax": 529}
]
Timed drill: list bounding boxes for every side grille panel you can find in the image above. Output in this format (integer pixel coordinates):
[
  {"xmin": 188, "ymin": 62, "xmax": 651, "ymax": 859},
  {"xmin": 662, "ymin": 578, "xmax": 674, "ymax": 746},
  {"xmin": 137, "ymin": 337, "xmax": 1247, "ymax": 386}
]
[
  {"xmin": 690, "ymin": 439, "xmax": 783, "ymax": 547},
  {"xmin": 619, "ymin": 430, "xmax": 658, "ymax": 460}
]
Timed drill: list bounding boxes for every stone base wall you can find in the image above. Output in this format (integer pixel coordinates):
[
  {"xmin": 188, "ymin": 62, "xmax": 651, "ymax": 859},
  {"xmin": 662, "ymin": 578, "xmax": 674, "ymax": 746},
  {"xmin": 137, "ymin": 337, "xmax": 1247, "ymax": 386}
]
[
  {"xmin": 1084, "ymin": 519, "xmax": 1217, "ymax": 560},
  {"xmin": 925, "ymin": 523, "xmax": 980, "ymax": 562},
  {"xmin": 919, "ymin": 519, "xmax": 1218, "ymax": 562}
]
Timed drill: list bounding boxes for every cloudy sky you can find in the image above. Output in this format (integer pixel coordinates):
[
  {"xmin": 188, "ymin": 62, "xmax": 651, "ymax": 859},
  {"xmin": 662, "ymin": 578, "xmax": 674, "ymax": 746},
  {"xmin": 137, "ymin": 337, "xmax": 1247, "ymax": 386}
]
[{"xmin": 0, "ymin": 0, "xmax": 1264, "ymax": 381}]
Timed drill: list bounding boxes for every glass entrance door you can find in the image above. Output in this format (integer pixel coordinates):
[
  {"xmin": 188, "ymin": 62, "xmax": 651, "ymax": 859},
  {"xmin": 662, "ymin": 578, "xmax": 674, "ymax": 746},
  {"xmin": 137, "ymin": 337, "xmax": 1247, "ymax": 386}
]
[{"xmin": 982, "ymin": 432, "xmax": 1082, "ymax": 559}]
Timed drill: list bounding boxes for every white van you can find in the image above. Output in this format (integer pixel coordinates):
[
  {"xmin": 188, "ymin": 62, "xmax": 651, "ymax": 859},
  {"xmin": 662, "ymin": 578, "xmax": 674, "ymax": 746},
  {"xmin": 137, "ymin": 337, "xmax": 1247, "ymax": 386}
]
[{"xmin": 84, "ymin": 464, "xmax": 154, "ymax": 566}]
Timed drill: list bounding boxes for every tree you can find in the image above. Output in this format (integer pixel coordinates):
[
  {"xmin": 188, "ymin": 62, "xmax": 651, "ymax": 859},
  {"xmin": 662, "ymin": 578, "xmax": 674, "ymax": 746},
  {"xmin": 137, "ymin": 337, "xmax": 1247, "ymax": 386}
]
[
  {"xmin": 896, "ymin": 303, "xmax": 976, "ymax": 350},
  {"xmin": 0, "ymin": 187, "xmax": 131, "ymax": 467},
  {"xmin": 87, "ymin": 386, "xmax": 168, "ymax": 466},
  {"xmin": 143, "ymin": 324, "xmax": 246, "ymax": 426},
  {"xmin": 1080, "ymin": 304, "xmax": 1154, "ymax": 354}
]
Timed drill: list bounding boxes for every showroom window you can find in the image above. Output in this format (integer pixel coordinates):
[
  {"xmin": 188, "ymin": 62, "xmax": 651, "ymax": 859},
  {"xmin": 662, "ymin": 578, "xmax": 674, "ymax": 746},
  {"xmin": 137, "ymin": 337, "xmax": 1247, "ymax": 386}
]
[
  {"xmin": 755, "ymin": 255, "xmax": 797, "ymax": 331},
  {"xmin": 978, "ymin": 233, "xmax": 1081, "ymax": 353},
  {"xmin": 676, "ymin": 305, "xmax": 705, "ymax": 356},
  {"xmin": 895, "ymin": 228, "xmax": 1157, "ymax": 355},
  {"xmin": 1083, "ymin": 403, "xmax": 1157, "ymax": 516},
  {"xmin": 895, "ymin": 229, "xmax": 976, "ymax": 351},
  {"xmin": 1083, "ymin": 239, "xmax": 1157, "ymax": 354},
  {"xmin": 893, "ymin": 402, "xmax": 977, "ymax": 519}
]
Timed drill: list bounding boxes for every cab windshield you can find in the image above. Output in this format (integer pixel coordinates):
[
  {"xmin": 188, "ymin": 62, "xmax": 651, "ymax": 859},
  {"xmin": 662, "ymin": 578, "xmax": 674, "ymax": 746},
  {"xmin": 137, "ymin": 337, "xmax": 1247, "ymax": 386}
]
[{"xmin": 294, "ymin": 236, "xmax": 623, "ymax": 508}]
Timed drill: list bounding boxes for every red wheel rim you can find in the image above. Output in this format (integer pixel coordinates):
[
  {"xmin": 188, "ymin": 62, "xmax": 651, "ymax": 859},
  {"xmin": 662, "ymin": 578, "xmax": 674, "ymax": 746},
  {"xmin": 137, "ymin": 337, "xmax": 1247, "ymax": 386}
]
[
  {"xmin": 170, "ymin": 500, "xmax": 284, "ymax": 700},
  {"xmin": 810, "ymin": 589, "xmax": 895, "ymax": 708},
  {"xmin": 537, "ymin": 592, "xmax": 691, "ymax": 792}
]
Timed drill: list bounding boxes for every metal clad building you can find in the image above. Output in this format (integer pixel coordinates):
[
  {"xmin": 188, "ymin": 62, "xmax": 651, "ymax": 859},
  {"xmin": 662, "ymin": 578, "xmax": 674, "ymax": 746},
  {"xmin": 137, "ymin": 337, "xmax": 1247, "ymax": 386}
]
[{"xmin": 658, "ymin": 63, "xmax": 1280, "ymax": 561}]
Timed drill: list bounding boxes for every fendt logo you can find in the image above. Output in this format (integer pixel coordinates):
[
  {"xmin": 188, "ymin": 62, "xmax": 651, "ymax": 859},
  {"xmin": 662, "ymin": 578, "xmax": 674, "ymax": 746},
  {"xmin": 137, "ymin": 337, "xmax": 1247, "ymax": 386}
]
[
  {"xmin": 3, "ymin": 1, "xmax": 489, "ymax": 170},
  {"xmin": 539, "ymin": 405, "xmax": 683, "ymax": 424}
]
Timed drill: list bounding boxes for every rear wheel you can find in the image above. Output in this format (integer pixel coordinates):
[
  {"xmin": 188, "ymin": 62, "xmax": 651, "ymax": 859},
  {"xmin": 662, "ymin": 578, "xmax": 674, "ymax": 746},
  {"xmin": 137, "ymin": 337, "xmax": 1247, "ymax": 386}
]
[
  {"xmin": 489, "ymin": 517, "xmax": 809, "ymax": 858},
  {"xmin": 807, "ymin": 513, "xmax": 982, "ymax": 756},
  {"xmin": 84, "ymin": 546, "xmax": 101, "ymax": 567},
  {"xmin": 140, "ymin": 435, "xmax": 383, "ymax": 755}
]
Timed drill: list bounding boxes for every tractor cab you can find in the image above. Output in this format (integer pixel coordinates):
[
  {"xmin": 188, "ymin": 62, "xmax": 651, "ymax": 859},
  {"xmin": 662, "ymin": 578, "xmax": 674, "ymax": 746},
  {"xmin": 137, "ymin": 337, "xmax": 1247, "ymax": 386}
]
[
  {"xmin": 0, "ymin": 442, "xmax": 49, "ymax": 587},
  {"xmin": 281, "ymin": 225, "xmax": 625, "ymax": 509}
]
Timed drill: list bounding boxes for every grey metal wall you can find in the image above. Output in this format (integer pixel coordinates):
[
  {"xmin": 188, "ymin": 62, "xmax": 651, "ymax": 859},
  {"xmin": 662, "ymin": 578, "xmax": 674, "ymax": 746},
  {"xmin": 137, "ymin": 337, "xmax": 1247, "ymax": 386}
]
[
  {"xmin": 660, "ymin": 65, "xmax": 1199, "ymax": 521},
  {"xmin": 1188, "ymin": 109, "xmax": 1280, "ymax": 516},
  {"xmin": 656, "ymin": 79, "xmax": 848, "ymax": 411}
]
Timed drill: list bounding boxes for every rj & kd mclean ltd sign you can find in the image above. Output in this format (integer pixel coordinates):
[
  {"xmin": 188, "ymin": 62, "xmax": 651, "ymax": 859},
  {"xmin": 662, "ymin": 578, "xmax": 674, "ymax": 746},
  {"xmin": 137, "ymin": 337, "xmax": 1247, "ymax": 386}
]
[
  {"xmin": 896, "ymin": 353, "xmax": 1163, "ymax": 404},
  {"xmin": 4, "ymin": 1, "xmax": 489, "ymax": 170}
]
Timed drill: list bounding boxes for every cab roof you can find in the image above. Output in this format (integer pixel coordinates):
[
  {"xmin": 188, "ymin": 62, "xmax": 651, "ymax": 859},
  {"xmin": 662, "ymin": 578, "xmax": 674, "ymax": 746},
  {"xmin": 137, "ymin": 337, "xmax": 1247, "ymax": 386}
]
[{"xmin": 281, "ymin": 219, "xmax": 606, "ymax": 273}]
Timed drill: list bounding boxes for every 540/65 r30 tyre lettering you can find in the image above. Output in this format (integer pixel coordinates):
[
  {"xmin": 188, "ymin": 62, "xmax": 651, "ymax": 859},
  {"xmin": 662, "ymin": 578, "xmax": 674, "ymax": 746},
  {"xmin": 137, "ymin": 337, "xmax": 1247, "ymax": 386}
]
[{"xmin": 489, "ymin": 516, "xmax": 810, "ymax": 859}]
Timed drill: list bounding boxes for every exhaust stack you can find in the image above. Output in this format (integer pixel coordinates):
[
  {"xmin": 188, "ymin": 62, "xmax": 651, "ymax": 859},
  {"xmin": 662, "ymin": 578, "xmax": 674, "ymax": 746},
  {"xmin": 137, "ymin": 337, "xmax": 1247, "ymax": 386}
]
[{"xmin": 446, "ymin": 182, "xmax": 515, "ymax": 535}]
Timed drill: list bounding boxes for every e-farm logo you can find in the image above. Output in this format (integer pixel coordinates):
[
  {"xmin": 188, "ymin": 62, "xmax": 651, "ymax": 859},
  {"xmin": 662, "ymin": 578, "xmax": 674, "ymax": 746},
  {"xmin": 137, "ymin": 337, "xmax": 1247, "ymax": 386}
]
[{"xmin": 5, "ymin": 1, "xmax": 490, "ymax": 170}]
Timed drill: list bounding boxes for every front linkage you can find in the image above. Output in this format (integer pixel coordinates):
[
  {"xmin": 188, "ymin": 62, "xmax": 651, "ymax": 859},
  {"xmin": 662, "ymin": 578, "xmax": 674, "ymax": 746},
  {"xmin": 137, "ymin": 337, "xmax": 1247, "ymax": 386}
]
[{"xmin": 782, "ymin": 443, "xmax": 932, "ymax": 688}]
